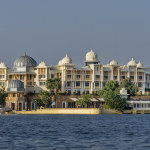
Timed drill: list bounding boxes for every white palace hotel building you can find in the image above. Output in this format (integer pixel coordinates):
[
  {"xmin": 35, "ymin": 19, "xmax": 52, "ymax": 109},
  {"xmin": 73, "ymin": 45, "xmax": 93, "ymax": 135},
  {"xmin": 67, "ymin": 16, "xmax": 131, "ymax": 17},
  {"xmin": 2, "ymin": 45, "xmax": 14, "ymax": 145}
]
[{"xmin": 1, "ymin": 49, "xmax": 150, "ymax": 95}]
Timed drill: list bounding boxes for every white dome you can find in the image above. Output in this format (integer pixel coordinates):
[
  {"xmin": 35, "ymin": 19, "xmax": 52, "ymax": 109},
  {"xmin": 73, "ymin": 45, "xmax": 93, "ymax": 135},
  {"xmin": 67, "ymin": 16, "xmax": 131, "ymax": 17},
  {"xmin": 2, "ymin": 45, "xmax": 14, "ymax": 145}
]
[
  {"xmin": 137, "ymin": 61, "xmax": 143, "ymax": 68},
  {"xmin": 62, "ymin": 54, "xmax": 72, "ymax": 64},
  {"xmin": 58, "ymin": 60, "xmax": 62, "ymax": 65},
  {"xmin": 110, "ymin": 59, "xmax": 118, "ymax": 65},
  {"xmin": 85, "ymin": 49, "xmax": 98, "ymax": 62},
  {"xmin": 58, "ymin": 54, "xmax": 72, "ymax": 65},
  {"xmin": 127, "ymin": 58, "xmax": 137, "ymax": 66}
]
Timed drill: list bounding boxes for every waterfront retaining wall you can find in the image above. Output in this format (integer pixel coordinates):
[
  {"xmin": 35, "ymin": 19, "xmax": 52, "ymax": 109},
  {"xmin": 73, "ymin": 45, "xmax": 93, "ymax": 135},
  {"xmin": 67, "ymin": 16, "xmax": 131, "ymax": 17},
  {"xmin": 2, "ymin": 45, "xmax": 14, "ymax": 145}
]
[{"xmin": 7, "ymin": 108, "xmax": 118, "ymax": 115}]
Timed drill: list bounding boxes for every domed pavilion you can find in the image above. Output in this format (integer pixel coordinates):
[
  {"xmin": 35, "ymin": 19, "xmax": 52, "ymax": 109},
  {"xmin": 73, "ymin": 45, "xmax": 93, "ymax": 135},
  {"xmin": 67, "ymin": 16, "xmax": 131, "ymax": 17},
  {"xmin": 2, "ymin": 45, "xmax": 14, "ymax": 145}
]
[
  {"xmin": 8, "ymin": 52, "xmax": 37, "ymax": 92},
  {"xmin": 84, "ymin": 49, "xmax": 100, "ymax": 66},
  {"xmin": 5, "ymin": 79, "xmax": 27, "ymax": 111}
]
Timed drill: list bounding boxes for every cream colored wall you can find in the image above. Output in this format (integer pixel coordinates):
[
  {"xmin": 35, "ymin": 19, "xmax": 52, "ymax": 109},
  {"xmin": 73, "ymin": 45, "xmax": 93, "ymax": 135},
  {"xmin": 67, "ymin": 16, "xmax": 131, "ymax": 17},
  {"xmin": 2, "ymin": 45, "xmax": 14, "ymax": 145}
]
[{"xmin": 1, "ymin": 60, "xmax": 149, "ymax": 94}]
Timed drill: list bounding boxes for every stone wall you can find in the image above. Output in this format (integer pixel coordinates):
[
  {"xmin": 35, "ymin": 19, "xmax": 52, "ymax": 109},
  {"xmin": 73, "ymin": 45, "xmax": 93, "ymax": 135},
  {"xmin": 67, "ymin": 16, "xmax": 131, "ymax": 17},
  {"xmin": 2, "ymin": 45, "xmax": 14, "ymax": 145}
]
[{"xmin": 7, "ymin": 108, "xmax": 118, "ymax": 115}]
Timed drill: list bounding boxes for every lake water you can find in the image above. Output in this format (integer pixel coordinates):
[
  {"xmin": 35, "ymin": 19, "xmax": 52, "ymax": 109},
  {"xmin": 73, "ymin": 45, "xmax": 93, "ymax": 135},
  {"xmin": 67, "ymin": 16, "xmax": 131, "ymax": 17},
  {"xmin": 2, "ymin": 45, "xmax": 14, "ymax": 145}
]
[{"xmin": 0, "ymin": 114, "xmax": 150, "ymax": 150}]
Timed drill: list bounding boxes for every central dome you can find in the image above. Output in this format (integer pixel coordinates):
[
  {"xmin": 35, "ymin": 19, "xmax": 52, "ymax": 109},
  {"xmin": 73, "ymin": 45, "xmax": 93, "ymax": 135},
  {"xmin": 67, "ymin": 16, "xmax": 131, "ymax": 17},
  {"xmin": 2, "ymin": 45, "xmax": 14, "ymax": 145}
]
[
  {"xmin": 85, "ymin": 49, "xmax": 98, "ymax": 62},
  {"xmin": 14, "ymin": 53, "xmax": 37, "ymax": 67}
]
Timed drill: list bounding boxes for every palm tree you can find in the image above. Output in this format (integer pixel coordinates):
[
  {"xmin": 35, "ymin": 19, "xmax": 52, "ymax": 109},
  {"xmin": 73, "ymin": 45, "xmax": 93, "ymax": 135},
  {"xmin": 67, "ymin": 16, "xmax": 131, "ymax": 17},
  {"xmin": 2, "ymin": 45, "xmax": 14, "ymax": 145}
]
[
  {"xmin": 46, "ymin": 79, "xmax": 54, "ymax": 94},
  {"xmin": 53, "ymin": 78, "xmax": 61, "ymax": 108}
]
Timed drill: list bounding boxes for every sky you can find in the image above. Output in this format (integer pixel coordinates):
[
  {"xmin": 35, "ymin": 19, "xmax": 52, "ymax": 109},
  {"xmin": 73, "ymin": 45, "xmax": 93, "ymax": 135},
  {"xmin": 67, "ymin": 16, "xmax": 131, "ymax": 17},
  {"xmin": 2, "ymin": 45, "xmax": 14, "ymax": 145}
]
[{"xmin": 0, "ymin": 0, "xmax": 150, "ymax": 68}]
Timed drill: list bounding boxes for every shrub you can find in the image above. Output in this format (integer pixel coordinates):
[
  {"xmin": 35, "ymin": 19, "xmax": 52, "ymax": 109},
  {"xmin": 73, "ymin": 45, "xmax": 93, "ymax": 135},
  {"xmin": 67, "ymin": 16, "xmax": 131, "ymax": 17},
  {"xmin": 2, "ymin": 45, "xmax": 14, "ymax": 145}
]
[
  {"xmin": 58, "ymin": 92, "xmax": 66, "ymax": 95},
  {"xmin": 92, "ymin": 91, "xmax": 98, "ymax": 95},
  {"xmin": 73, "ymin": 92, "xmax": 80, "ymax": 95},
  {"xmin": 103, "ymin": 105, "xmax": 111, "ymax": 109}
]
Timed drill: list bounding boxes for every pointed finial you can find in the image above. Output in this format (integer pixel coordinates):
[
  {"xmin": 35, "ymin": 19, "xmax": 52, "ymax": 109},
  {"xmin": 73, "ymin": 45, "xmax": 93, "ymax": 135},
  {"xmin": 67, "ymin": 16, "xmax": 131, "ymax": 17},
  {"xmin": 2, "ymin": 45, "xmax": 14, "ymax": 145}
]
[
  {"xmin": 23, "ymin": 52, "xmax": 26, "ymax": 56},
  {"xmin": 91, "ymin": 49, "xmax": 93, "ymax": 51},
  {"xmin": 66, "ymin": 54, "xmax": 68, "ymax": 57}
]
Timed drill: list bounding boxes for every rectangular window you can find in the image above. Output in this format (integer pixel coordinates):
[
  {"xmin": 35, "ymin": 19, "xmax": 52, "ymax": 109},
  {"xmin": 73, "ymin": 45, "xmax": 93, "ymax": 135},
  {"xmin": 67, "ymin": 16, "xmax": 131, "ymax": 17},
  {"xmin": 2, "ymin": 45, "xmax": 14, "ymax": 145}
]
[
  {"xmin": 39, "ymin": 75, "xmax": 45, "ymax": 78},
  {"xmin": 121, "ymin": 76, "xmax": 125, "ymax": 79},
  {"xmin": 51, "ymin": 74, "xmax": 54, "ymax": 78},
  {"xmin": 138, "ymin": 83, "xmax": 142, "ymax": 87},
  {"xmin": 139, "ymin": 76, "xmax": 142, "ymax": 79},
  {"xmin": 67, "ymin": 90, "xmax": 71, "ymax": 94},
  {"xmin": 103, "ymin": 83, "xmax": 105, "ymax": 87},
  {"xmin": 97, "ymin": 67, "xmax": 98, "ymax": 72},
  {"xmin": 20, "ymin": 75, "xmax": 22, "ymax": 80},
  {"xmin": 34, "ymin": 82, "xmax": 36, "ymax": 85},
  {"xmin": 67, "ymin": 75, "xmax": 71, "ymax": 78},
  {"xmin": 86, "ymin": 91, "xmax": 89, "ymax": 94},
  {"xmin": 0, "ymin": 82, "xmax": 4, "ymax": 86},
  {"xmin": 104, "ymin": 76, "xmax": 108, "ymax": 79},
  {"xmin": 85, "ymin": 82, "xmax": 89, "ymax": 86},
  {"xmin": 77, "ymin": 90, "xmax": 80, "ymax": 94},
  {"xmin": 40, "ymin": 82, "xmax": 45, "ymax": 86},
  {"xmin": 130, "ymin": 76, "xmax": 134, "ymax": 79},
  {"xmin": 76, "ymin": 75, "xmax": 80, "ymax": 78},
  {"xmin": 76, "ymin": 82, "xmax": 80, "ymax": 86},
  {"xmin": 34, "ymin": 75, "xmax": 36, "ymax": 78},
  {"xmin": 95, "ymin": 82, "xmax": 99, "ymax": 86},
  {"xmin": 0, "ymin": 75, "xmax": 4, "ymax": 78},
  {"xmin": 67, "ymin": 82, "xmax": 71, "ymax": 86},
  {"xmin": 86, "ymin": 75, "xmax": 90, "ymax": 78},
  {"xmin": 96, "ymin": 75, "xmax": 100, "ymax": 78},
  {"xmin": 113, "ymin": 76, "xmax": 117, "ymax": 79}
]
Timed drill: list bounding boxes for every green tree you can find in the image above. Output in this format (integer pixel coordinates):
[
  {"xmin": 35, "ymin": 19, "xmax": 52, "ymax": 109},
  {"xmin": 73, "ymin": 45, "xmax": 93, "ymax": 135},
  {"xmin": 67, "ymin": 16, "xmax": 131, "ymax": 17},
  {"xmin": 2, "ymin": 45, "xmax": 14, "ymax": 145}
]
[
  {"xmin": 0, "ymin": 86, "xmax": 8, "ymax": 106},
  {"xmin": 76, "ymin": 94, "xmax": 91, "ymax": 108},
  {"xmin": 119, "ymin": 77, "xmax": 139, "ymax": 96},
  {"xmin": 33, "ymin": 98, "xmax": 43, "ymax": 109},
  {"xmin": 98, "ymin": 80, "xmax": 126, "ymax": 113},
  {"xmin": 53, "ymin": 78, "xmax": 61, "ymax": 107},
  {"xmin": 38, "ymin": 91, "xmax": 51, "ymax": 108},
  {"xmin": 76, "ymin": 98, "xmax": 85, "ymax": 108},
  {"xmin": 46, "ymin": 79, "xmax": 55, "ymax": 94}
]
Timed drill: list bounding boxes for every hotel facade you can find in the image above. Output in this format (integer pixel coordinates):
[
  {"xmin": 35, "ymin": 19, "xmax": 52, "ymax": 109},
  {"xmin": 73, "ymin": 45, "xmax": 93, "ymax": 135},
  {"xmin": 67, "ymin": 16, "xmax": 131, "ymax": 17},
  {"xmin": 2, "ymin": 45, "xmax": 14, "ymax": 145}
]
[
  {"xmin": 1, "ymin": 49, "xmax": 150, "ymax": 95},
  {"xmin": 3, "ymin": 49, "xmax": 150, "ymax": 110}
]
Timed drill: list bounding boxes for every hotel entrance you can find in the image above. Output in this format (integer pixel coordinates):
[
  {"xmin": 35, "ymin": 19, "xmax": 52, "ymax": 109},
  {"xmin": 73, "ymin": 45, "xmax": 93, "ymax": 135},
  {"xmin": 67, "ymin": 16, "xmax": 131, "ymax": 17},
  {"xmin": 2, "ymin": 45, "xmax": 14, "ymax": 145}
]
[
  {"xmin": 11, "ymin": 102, "xmax": 15, "ymax": 110},
  {"xmin": 19, "ymin": 102, "xmax": 23, "ymax": 111}
]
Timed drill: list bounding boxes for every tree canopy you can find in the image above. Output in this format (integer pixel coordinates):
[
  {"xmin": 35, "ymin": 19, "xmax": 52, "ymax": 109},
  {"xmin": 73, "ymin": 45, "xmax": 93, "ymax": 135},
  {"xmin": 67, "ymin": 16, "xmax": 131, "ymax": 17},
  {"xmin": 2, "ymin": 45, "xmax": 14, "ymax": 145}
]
[
  {"xmin": 38, "ymin": 91, "xmax": 51, "ymax": 108},
  {"xmin": 76, "ymin": 94, "xmax": 91, "ymax": 108},
  {"xmin": 119, "ymin": 77, "xmax": 139, "ymax": 96},
  {"xmin": 0, "ymin": 86, "xmax": 8, "ymax": 106},
  {"xmin": 33, "ymin": 98, "xmax": 43, "ymax": 109},
  {"xmin": 98, "ymin": 80, "xmax": 126, "ymax": 113}
]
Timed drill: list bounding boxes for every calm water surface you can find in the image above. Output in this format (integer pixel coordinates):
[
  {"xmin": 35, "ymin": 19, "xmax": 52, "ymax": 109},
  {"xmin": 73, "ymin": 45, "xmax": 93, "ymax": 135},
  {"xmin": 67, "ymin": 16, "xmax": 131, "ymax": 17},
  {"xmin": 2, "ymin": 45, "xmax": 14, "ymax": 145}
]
[{"xmin": 0, "ymin": 114, "xmax": 150, "ymax": 150}]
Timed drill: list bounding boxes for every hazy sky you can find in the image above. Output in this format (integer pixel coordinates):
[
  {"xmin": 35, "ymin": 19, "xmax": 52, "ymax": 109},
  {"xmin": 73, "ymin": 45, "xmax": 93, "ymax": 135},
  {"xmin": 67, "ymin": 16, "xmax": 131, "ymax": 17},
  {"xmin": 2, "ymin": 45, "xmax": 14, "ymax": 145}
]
[{"xmin": 0, "ymin": 0, "xmax": 150, "ymax": 68}]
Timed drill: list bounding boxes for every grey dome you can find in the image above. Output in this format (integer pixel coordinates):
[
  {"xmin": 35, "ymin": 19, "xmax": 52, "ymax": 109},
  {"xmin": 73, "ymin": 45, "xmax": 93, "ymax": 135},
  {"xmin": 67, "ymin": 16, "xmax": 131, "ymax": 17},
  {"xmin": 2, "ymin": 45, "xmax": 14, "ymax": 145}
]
[
  {"xmin": 13, "ymin": 52, "xmax": 37, "ymax": 67},
  {"xmin": 8, "ymin": 79, "xmax": 24, "ymax": 89}
]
